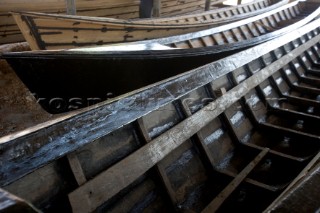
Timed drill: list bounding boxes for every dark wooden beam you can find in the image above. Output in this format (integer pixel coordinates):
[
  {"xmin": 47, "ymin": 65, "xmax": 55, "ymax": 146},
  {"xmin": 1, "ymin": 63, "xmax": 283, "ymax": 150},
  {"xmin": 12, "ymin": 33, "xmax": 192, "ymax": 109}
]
[
  {"xmin": 139, "ymin": 0, "xmax": 153, "ymax": 18},
  {"xmin": 65, "ymin": 0, "xmax": 76, "ymax": 15},
  {"xmin": 205, "ymin": 0, "xmax": 211, "ymax": 11}
]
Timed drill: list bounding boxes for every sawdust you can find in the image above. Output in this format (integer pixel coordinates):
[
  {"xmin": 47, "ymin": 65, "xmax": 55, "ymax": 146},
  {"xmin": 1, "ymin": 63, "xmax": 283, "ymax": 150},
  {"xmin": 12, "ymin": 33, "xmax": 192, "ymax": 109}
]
[{"xmin": 0, "ymin": 43, "xmax": 55, "ymax": 137}]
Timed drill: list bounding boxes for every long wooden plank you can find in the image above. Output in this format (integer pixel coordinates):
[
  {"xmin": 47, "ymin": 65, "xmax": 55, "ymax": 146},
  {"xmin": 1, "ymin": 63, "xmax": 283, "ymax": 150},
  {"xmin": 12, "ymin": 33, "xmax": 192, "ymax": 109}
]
[
  {"xmin": 202, "ymin": 148, "xmax": 269, "ymax": 213},
  {"xmin": 67, "ymin": 31, "xmax": 320, "ymax": 213}
]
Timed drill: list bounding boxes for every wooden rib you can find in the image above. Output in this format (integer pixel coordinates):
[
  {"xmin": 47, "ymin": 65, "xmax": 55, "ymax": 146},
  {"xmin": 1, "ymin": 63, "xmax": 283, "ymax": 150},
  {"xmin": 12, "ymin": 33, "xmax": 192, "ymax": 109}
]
[
  {"xmin": 136, "ymin": 118, "xmax": 178, "ymax": 206},
  {"xmin": 67, "ymin": 33, "xmax": 320, "ymax": 213},
  {"xmin": 202, "ymin": 148, "xmax": 269, "ymax": 213},
  {"xmin": 179, "ymin": 97, "xmax": 216, "ymax": 168},
  {"xmin": 67, "ymin": 153, "xmax": 87, "ymax": 186},
  {"xmin": 65, "ymin": 0, "xmax": 76, "ymax": 15}
]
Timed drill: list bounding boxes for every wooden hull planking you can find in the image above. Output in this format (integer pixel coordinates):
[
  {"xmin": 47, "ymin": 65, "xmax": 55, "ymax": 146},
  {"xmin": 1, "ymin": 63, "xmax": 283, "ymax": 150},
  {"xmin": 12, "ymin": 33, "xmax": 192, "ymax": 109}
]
[
  {"xmin": 0, "ymin": 0, "xmax": 142, "ymax": 44},
  {"xmin": 131, "ymin": 0, "xmax": 281, "ymax": 25},
  {"xmin": 0, "ymin": 0, "xmax": 277, "ymax": 45},
  {"xmin": 3, "ymin": 0, "xmax": 320, "ymax": 114},
  {"xmin": 10, "ymin": 0, "xmax": 289, "ymax": 50},
  {"xmin": 0, "ymin": 18, "xmax": 320, "ymax": 213}
]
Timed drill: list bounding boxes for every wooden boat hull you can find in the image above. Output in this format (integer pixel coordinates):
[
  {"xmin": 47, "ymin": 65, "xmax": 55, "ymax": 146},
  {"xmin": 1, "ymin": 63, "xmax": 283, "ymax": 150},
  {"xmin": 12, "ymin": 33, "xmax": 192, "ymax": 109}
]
[
  {"xmin": 0, "ymin": 19, "xmax": 320, "ymax": 213},
  {"xmin": 0, "ymin": 0, "xmax": 141, "ymax": 45},
  {"xmin": 11, "ymin": 0, "xmax": 289, "ymax": 50},
  {"xmin": 130, "ymin": 0, "xmax": 283, "ymax": 25},
  {"xmin": 3, "ymin": 0, "xmax": 320, "ymax": 113},
  {"xmin": 0, "ymin": 0, "xmax": 281, "ymax": 45}
]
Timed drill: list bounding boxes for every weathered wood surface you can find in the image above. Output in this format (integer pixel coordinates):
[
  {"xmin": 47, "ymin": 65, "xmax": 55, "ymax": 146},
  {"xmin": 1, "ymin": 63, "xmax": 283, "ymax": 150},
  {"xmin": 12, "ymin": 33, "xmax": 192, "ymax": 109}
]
[
  {"xmin": 1, "ymin": 18, "xmax": 320, "ymax": 212},
  {"xmin": 0, "ymin": 0, "xmax": 278, "ymax": 44},
  {"xmin": 67, "ymin": 29, "xmax": 320, "ymax": 213},
  {"xmin": 10, "ymin": 0, "xmax": 290, "ymax": 50},
  {"xmin": 133, "ymin": 0, "xmax": 285, "ymax": 25},
  {"xmin": 0, "ymin": 0, "xmax": 141, "ymax": 44},
  {"xmin": 65, "ymin": 0, "xmax": 318, "ymax": 52},
  {"xmin": 0, "ymin": 188, "xmax": 40, "ymax": 213}
]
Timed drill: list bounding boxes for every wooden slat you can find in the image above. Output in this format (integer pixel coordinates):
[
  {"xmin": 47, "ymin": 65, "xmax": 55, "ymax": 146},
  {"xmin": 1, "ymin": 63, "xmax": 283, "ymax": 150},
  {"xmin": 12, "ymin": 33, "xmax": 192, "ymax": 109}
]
[
  {"xmin": 202, "ymin": 148, "xmax": 269, "ymax": 213},
  {"xmin": 12, "ymin": 14, "xmax": 40, "ymax": 50},
  {"xmin": 67, "ymin": 153, "xmax": 87, "ymax": 186},
  {"xmin": 67, "ymin": 33, "xmax": 320, "ymax": 213}
]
